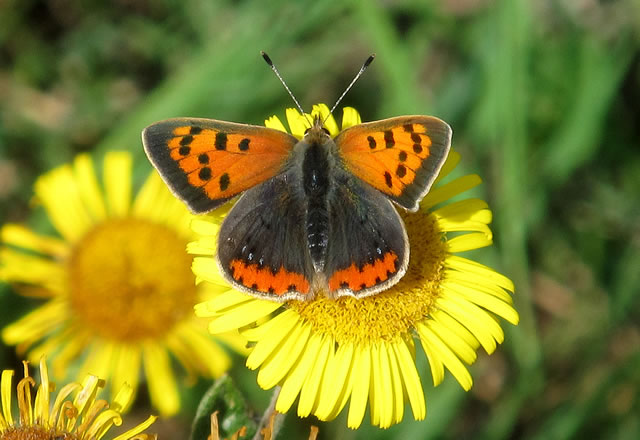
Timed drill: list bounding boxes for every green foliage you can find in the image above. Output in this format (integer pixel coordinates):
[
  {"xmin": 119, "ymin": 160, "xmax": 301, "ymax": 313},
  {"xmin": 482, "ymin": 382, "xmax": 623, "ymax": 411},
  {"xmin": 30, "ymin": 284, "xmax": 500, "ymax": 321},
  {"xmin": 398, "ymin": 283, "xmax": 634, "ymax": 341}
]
[
  {"xmin": 190, "ymin": 376, "xmax": 257, "ymax": 440},
  {"xmin": 1, "ymin": 0, "xmax": 639, "ymax": 438}
]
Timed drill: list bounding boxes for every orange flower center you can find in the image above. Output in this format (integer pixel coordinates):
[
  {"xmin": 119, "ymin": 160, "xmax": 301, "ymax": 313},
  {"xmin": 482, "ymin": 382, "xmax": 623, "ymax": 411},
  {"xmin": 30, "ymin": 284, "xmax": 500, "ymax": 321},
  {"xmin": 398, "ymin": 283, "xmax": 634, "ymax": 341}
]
[
  {"xmin": 68, "ymin": 219, "xmax": 197, "ymax": 341},
  {"xmin": 288, "ymin": 211, "xmax": 448, "ymax": 344}
]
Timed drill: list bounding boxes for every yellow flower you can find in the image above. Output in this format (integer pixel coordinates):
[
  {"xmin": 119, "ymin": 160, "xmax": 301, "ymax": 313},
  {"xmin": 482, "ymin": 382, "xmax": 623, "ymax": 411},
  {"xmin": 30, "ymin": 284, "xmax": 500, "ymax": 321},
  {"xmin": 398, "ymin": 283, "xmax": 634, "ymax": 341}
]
[
  {"xmin": 0, "ymin": 357, "xmax": 156, "ymax": 439},
  {"xmin": 191, "ymin": 105, "xmax": 519, "ymax": 428},
  {"xmin": 0, "ymin": 151, "xmax": 245, "ymax": 416}
]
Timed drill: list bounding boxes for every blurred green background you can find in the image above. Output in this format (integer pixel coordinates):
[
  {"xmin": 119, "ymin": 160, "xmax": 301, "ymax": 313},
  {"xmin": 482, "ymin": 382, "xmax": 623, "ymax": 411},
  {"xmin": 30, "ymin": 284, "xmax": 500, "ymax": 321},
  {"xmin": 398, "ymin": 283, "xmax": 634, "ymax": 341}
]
[{"xmin": 1, "ymin": 0, "xmax": 639, "ymax": 438}]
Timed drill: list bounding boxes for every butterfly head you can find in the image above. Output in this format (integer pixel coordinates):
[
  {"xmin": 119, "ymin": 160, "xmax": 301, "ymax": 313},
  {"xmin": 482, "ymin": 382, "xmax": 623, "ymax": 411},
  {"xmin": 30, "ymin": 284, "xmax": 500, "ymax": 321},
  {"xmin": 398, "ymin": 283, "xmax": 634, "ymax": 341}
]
[{"xmin": 304, "ymin": 115, "xmax": 332, "ymax": 142}]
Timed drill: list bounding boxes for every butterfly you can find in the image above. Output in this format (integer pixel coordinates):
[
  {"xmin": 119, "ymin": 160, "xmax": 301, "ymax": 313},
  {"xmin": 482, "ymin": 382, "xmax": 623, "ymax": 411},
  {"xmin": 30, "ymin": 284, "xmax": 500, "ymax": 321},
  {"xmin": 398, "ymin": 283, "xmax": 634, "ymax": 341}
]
[{"xmin": 142, "ymin": 108, "xmax": 452, "ymax": 301}]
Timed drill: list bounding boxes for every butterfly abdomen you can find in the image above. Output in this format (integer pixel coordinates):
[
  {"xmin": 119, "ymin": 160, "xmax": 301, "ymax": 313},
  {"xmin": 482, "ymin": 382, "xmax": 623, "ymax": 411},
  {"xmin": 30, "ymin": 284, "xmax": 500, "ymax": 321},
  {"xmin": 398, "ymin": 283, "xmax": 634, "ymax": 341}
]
[{"xmin": 302, "ymin": 140, "xmax": 331, "ymax": 272}]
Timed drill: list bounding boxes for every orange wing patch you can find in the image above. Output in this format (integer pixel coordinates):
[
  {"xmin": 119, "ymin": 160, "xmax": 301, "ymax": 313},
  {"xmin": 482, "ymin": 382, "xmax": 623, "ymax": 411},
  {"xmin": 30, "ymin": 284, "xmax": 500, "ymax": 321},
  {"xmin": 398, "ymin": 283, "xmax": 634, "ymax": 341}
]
[
  {"xmin": 230, "ymin": 259, "xmax": 311, "ymax": 296},
  {"xmin": 328, "ymin": 252, "xmax": 398, "ymax": 292},
  {"xmin": 168, "ymin": 126, "xmax": 293, "ymax": 200},
  {"xmin": 335, "ymin": 116, "xmax": 451, "ymax": 211}
]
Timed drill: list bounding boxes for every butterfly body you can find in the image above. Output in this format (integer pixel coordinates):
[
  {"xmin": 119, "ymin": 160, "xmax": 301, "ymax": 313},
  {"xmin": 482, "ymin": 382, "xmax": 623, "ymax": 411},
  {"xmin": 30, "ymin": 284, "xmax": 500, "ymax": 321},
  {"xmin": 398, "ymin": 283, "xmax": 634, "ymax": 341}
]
[{"xmin": 143, "ymin": 112, "xmax": 452, "ymax": 301}]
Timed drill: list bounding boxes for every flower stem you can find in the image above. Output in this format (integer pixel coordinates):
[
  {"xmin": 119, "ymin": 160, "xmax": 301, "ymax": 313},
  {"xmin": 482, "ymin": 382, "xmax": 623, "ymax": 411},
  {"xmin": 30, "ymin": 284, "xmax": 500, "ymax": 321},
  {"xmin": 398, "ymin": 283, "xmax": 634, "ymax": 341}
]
[{"xmin": 252, "ymin": 386, "xmax": 285, "ymax": 440}]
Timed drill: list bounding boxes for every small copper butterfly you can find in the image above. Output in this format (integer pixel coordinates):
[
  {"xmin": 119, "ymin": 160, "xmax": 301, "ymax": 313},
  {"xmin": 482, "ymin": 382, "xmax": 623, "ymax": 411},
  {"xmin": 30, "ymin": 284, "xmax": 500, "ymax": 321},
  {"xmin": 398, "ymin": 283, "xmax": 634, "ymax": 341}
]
[{"xmin": 142, "ymin": 54, "xmax": 452, "ymax": 301}]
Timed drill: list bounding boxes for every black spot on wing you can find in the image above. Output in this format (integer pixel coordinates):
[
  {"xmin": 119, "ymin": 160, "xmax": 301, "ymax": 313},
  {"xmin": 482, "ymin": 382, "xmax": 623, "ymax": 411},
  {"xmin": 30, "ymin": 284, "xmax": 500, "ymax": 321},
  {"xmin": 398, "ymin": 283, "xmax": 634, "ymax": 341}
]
[
  {"xmin": 384, "ymin": 171, "xmax": 393, "ymax": 188},
  {"xmin": 199, "ymin": 167, "xmax": 212, "ymax": 181},
  {"xmin": 238, "ymin": 138, "xmax": 250, "ymax": 151},
  {"xmin": 384, "ymin": 130, "xmax": 395, "ymax": 148},
  {"xmin": 215, "ymin": 132, "xmax": 228, "ymax": 150},
  {"xmin": 219, "ymin": 173, "xmax": 230, "ymax": 191}
]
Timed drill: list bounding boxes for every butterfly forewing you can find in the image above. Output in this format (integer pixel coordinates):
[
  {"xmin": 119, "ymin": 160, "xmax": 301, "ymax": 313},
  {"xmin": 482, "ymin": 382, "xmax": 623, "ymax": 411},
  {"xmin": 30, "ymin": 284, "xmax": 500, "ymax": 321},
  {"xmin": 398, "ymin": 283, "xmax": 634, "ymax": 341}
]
[
  {"xmin": 142, "ymin": 118, "xmax": 298, "ymax": 213},
  {"xmin": 334, "ymin": 116, "xmax": 452, "ymax": 212}
]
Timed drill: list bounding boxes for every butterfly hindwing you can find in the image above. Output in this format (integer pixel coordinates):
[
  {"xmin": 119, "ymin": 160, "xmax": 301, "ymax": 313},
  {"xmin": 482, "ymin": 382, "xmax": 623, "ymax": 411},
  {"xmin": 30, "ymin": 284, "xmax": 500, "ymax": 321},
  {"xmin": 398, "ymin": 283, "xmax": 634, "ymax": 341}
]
[
  {"xmin": 142, "ymin": 118, "xmax": 297, "ymax": 213},
  {"xmin": 335, "ymin": 116, "xmax": 452, "ymax": 212},
  {"xmin": 216, "ymin": 170, "xmax": 315, "ymax": 301},
  {"xmin": 324, "ymin": 168, "xmax": 409, "ymax": 298}
]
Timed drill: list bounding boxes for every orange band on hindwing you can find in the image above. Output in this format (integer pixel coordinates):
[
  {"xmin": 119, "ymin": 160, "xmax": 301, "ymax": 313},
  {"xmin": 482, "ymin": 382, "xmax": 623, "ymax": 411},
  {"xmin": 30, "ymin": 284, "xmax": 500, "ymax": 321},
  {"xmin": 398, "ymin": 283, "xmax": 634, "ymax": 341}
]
[
  {"xmin": 230, "ymin": 260, "xmax": 310, "ymax": 296},
  {"xmin": 328, "ymin": 252, "xmax": 399, "ymax": 292}
]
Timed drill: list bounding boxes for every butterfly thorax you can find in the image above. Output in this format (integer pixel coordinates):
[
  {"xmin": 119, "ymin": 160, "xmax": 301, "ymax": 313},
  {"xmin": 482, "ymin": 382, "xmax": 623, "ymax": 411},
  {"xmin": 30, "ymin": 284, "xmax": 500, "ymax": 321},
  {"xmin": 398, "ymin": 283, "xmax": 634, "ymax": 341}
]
[{"xmin": 300, "ymin": 123, "xmax": 335, "ymax": 273}]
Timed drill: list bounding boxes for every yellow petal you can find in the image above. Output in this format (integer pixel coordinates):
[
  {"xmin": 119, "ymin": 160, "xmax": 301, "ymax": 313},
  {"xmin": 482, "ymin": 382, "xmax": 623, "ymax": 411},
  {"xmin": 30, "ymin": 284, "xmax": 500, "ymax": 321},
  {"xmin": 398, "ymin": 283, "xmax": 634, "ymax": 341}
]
[
  {"xmin": 392, "ymin": 340, "xmax": 426, "ymax": 420},
  {"xmin": 0, "ymin": 249, "xmax": 65, "ymax": 292},
  {"xmin": 111, "ymin": 345, "xmax": 141, "ymax": 413},
  {"xmin": 1, "ymin": 370, "xmax": 14, "ymax": 426},
  {"xmin": 346, "ymin": 344, "xmax": 370, "ymax": 429},
  {"xmin": 341, "ymin": 107, "xmax": 361, "ymax": 130},
  {"xmin": 431, "ymin": 309, "xmax": 480, "ymax": 351},
  {"xmin": 421, "ymin": 174, "xmax": 482, "ymax": 209},
  {"xmin": 376, "ymin": 342, "xmax": 394, "ymax": 428},
  {"xmin": 276, "ymin": 330, "xmax": 324, "ymax": 413},
  {"xmin": 425, "ymin": 317, "xmax": 477, "ymax": 365},
  {"xmin": 419, "ymin": 334, "xmax": 444, "ymax": 386},
  {"xmin": 442, "ymin": 280, "xmax": 519, "ymax": 325},
  {"xmin": 435, "ymin": 296, "xmax": 501, "ymax": 353},
  {"xmin": 111, "ymin": 415, "xmax": 157, "ymax": 440},
  {"xmin": 142, "ymin": 343, "xmax": 179, "ymax": 416},
  {"xmin": 298, "ymin": 335, "xmax": 331, "ymax": 417},
  {"xmin": 434, "ymin": 149, "xmax": 461, "ymax": 184},
  {"xmin": 103, "ymin": 152, "xmax": 132, "ymax": 217},
  {"xmin": 70, "ymin": 374, "xmax": 101, "ymax": 431},
  {"xmin": 2, "ymin": 300, "xmax": 68, "ymax": 346},
  {"xmin": 196, "ymin": 290, "xmax": 253, "ymax": 316},
  {"xmin": 191, "ymin": 257, "xmax": 230, "ymax": 287},
  {"xmin": 314, "ymin": 342, "xmax": 354, "ymax": 420},
  {"xmin": 387, "ymin": 341, "xmax": 405, "ymax": 425},
  {"xmin": 34, "ymin": 357, "xmax": 50, "ymax": 426},
  {"xmin": 86, "ymin": 409, "xmax": 122, "ymax": 439},
  {"xmin": 416, "ymin": 323, "xmax": 473, "ymax": 390},
  {"xmin": 1, "ymin": 224, "xmax": 68, "ymax": 257},
  {"xmin": 50, "ymin": 382, "xmax": 81, "ymax": 430},
  {"xmin": 434, "ymin": 199, "xmax": 492, "ymax": 226},
  {"xmin": 311, "ymin": 104, "xmax": 338, "ymax": 136},
  {"xmin": 446, "ymin": 255, "xmax": 514, "ymax": 292},
  {"xmin": 323, "ymin": 346, "xmax": 356, "ymax": 422},
  {"xmin": 286, "ymin": 108, "xmax": 310, "ymax": 138},
  {"xmin": 368, "ymin": 343, "xmax": 381, "ymax": 426},
  {"xmin": 73, "ymin": 154, "xmax": 107, "ymax": 221},
  {"xmin": 264, "ymin": 115, "xmax": 288, "ymax": 133},
  {"xmin": 169, "ymin": 325, "xmax": 231, "ymax": 377},
  {"xmin": 35, "ymin": 165, "xmax": 93, "ymax": 241},
  {"xmin": 257, "ymin": 322, "xmax": 311, "ymax": 389},
  {"xmin": 79, "ymin": 341, "xmax": 115, "ymax": 384},
  {"xmin": 111, "ymin": 382, "xmax": 134, "ymax": 413},
  {"xmin": 210, "ymin": 299, "xmax": 281, "ymax": 335},
  {"xmin": 190, "ymin": 218, "xmax": 220, "ymax": 237},
  {"xmin": 445, "ymin": 269, "xmax": 513, "ymax": 303},
  {"xmin": 447, "ymin": 232, "xmax": 492, "ymax": 253},
  {"xmin": 132, "ymin": 172, "xmax": 165, "ymax": 220},
  {"xmin": 245, "ymin": 310, "xmax": 298, "ymax": 369}
]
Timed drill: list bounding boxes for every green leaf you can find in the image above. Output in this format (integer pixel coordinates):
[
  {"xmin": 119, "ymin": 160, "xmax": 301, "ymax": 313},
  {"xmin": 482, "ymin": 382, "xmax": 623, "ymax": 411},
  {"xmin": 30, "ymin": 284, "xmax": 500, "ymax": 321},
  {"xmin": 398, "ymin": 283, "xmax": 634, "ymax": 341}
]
[{"xmin": 190, "ymin": 375, "xmax": 257, "ymax": 440}]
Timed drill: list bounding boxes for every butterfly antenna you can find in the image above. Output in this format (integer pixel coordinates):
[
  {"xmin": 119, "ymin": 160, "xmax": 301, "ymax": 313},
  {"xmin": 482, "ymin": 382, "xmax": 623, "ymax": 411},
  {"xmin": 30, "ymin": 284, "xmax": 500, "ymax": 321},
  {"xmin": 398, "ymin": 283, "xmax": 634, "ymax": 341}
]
[
  {"xmin": 325, "ymin": 53, "xmax": 375, "ymax": 123},
  {"xmin": 261, "ymin": 51, "xmax": 312, "ymax": 124}
]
